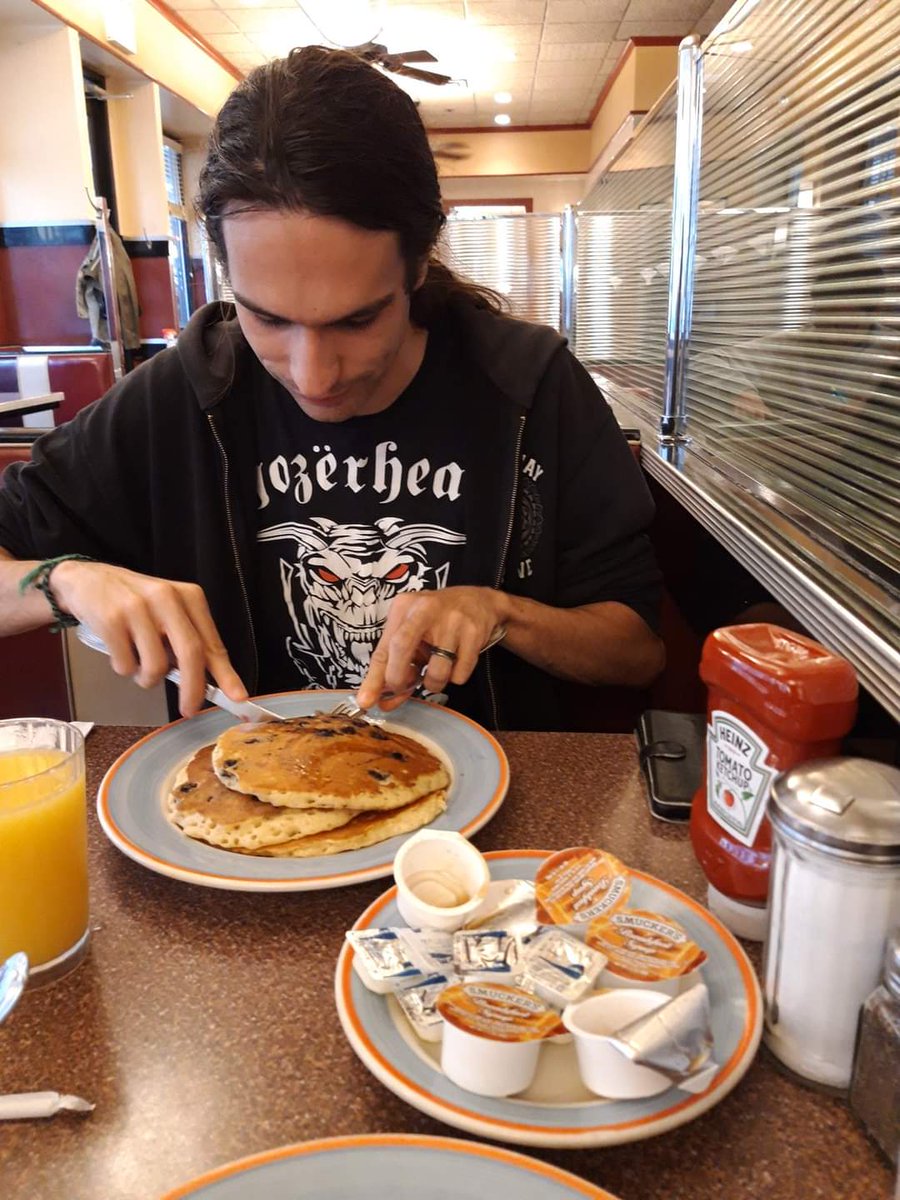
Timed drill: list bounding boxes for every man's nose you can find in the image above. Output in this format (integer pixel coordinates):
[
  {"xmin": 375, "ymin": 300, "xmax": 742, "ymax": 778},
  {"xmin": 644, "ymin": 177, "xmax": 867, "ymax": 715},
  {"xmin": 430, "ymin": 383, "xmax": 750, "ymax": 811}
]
[{"xmin": 288, "ymin": 328, "xmax": 341, "ymax": 400}]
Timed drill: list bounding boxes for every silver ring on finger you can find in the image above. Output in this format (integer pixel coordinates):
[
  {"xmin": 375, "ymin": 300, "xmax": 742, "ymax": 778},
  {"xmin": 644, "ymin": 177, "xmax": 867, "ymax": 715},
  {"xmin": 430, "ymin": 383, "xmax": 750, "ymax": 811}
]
[{"xmin": 427, "ymin": 644, "xmax": 458, "ymax": 664}]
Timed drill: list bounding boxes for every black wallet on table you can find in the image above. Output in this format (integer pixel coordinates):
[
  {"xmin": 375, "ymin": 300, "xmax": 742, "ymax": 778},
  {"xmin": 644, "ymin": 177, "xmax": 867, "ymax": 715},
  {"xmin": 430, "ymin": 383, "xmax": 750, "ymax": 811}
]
[{"xmin": 635, "ymin": 710, "xmax": 707, "ymax": 823}]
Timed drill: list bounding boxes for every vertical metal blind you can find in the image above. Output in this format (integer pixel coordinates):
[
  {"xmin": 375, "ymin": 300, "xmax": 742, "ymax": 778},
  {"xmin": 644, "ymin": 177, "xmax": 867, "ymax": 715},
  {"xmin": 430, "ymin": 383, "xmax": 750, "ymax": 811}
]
[
  {"xmin": 686, "ymin": 0, "xmax": 900, "ymax": 596},
  {"xmin": 576, "ymin": 89, "xmax": 678, "ymax": 411},
  {"xmin": 438, "ymin": 214, "xmax": 562, "ymax": 330}
]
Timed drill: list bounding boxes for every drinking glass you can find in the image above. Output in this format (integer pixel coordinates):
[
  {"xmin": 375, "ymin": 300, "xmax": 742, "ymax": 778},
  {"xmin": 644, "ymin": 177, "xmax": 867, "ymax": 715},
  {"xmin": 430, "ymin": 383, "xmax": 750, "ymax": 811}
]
[{"xmin": 0, "ymin": 719, "xmax": 89, "ymax": 984}]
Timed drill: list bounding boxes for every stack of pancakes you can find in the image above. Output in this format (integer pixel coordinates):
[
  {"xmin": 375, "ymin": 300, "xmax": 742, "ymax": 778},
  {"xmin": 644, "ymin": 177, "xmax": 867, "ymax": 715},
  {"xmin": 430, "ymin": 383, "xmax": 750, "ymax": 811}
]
[{"xmin": 166, "ymin": 712, "xmax": 450, "ymax": 857}]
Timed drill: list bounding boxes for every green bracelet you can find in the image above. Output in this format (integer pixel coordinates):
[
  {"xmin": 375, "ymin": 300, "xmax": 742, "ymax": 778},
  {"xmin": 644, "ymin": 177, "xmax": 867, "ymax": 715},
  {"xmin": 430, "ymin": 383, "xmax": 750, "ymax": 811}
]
[{"xmin": 18, "ymin": 554, "xmax": 97, "ymax": 632}]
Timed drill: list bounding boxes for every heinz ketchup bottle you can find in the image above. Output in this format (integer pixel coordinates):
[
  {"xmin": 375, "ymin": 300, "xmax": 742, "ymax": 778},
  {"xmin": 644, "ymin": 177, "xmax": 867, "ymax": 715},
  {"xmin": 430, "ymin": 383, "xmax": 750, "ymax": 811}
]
[{"xmin": 690, "ymin": 625, "xmax": 857, "ymax": 940}]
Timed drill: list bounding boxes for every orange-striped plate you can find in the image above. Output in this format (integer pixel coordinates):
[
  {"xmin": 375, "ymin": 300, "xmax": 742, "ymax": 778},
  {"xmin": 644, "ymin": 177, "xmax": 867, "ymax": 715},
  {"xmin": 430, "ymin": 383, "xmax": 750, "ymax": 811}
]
[
  {"xmin": 335, "ymin": 850, "xmax": 763, "ymax": 1147},
  {"xmin": 161, "ymin": 1133, "xmax": 619, "ymax": 1199},
  {"xmin": 97, "ymin": 691, "xmax": 507, "ymax": 891}
]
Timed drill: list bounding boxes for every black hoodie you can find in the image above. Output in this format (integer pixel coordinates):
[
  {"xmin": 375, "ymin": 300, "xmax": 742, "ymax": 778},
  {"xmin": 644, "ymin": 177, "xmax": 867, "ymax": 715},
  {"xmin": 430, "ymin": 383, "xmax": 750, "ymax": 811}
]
[{"xmin": 0, "ymin": 300, "xmax": 660, "ymax": 729}]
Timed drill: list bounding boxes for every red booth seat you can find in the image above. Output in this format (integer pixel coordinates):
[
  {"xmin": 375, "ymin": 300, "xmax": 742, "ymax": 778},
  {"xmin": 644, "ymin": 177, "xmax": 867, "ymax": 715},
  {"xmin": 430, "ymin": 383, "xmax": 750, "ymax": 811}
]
[{"xmin": 0, "ymin": 350, "xmax": 114, "ymax": 426}]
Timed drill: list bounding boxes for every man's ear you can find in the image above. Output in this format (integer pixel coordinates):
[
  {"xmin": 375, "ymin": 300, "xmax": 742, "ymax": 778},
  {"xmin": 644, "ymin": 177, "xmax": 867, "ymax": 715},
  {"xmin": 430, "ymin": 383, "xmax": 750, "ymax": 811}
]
[{"xmin": 412, "ymin": 258, "xmax": 429, "ymax": 291}]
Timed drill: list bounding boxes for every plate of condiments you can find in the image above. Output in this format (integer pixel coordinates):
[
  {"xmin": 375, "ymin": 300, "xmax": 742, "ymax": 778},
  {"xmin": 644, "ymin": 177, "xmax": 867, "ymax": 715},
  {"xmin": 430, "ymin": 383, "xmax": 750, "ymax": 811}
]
[{"xmin": 335, "ymin": 845, "xmax": 762, "ymax": 1148}]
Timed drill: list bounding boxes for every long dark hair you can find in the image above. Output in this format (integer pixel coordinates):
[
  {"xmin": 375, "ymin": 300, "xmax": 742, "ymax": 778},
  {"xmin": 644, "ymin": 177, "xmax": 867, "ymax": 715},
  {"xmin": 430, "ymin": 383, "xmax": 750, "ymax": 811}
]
[{"xmin": 198, "ymin": 45, "xmax": 505, "ymax": 323}]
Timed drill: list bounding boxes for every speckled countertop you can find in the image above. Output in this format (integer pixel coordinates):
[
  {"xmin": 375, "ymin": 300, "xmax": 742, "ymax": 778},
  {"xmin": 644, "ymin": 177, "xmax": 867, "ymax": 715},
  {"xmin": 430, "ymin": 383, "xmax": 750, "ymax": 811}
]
[{"xmin": 0, "ymin": 727, "xmax": 892, "ymax": 1200}]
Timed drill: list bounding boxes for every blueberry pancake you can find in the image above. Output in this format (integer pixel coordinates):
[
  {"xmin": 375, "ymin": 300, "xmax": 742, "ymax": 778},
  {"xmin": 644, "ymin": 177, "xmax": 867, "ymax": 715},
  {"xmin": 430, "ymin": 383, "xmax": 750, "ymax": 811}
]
[
  {"xmin": 167, "ymin": 745, "xmax": 359, "ymax": 850},
  {"xmin": 241, "ymin": 789, "xmax": 448, "ymax": 858},
  {"xmin": 211, "ymin": 712, "xmax": 450, "ymax": 812}
]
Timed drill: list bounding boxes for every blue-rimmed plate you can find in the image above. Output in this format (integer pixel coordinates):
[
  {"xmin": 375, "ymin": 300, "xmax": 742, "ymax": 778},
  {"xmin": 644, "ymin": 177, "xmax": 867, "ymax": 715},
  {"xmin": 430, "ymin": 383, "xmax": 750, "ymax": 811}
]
[
  {"xmin": 160, "ymin": 1133, "xmax": 618, "ymax": 1199},
  {"xmin": 97, "ymin": 691, "xmax": 507, "ymax": 892},
  {"xmin": 336, "ymin": 850, "xmax": 763, "ymax": 1148}
]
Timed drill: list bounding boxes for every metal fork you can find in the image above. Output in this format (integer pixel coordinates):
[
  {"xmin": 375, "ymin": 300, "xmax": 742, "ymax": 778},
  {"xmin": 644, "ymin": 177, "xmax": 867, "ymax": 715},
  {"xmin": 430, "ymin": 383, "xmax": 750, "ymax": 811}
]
[
  {"xmin": 332, "ymin": 624, "xmax": 507, "ymax": 720},
  {"xmin": 75, "ymin": 624, "xmax": 284, "ymax": 722}
]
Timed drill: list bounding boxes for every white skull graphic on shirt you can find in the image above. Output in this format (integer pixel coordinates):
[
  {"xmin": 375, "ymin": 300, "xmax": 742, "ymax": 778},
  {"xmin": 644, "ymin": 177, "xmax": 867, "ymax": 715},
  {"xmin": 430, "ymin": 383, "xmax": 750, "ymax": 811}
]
[{"xmin": 257, "ymin": 516, "xmax": 466, "ymax": 688}]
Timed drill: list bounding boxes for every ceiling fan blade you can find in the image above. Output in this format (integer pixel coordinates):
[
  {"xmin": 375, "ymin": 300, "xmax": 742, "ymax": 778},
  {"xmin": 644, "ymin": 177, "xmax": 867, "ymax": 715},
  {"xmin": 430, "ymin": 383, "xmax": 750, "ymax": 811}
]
[
  {"xmin": 387, "ymin": 50, "xmax": 438, "ymax": 65},
  {"xmin": 394, "ymin": 65, "xmax": 454, "ymax": 85},
  {"xmin": 434, "ymin": 148, "xmax": 470, "ymax": 160}
]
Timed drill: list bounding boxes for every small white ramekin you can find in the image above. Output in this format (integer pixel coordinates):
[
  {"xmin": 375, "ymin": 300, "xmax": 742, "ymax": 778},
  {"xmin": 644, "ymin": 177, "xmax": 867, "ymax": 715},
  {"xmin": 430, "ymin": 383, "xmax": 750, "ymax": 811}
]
[
  {"xmin": 562, "ymin": 988, "xmax": 673, "ymax": 1099},
  {"xmin": 393, "ymin": 830, "xmax": 490, "ymax": 932}
]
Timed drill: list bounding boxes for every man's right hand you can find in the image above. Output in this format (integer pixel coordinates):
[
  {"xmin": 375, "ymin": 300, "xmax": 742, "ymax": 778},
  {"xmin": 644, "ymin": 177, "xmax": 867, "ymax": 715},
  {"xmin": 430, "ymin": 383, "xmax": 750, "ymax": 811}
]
[{"xmin": 48, "ymin": 560, "xmax": 247, "ymax": 717}]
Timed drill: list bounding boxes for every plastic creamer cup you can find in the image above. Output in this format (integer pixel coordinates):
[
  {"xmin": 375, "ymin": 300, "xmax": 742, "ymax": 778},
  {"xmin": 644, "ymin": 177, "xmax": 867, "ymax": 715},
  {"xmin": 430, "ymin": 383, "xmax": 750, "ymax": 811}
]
[
  {"xmin": 535, "ymin": 846, "xmax": 631, "ymax": 930},
  {"xmin": 394, "ymin": 830, "xmax": 491, "ymax": 933},
  {"xmin": 436, "ymin": 981, "xmax": 561, "ymax": 1097},
  {"xmin": 563, "ymin": 988, "xmax": 673, "ymax": 1099},
  {"xmin": 586, "ymin": 909, "xmax": 707, "ymax": 996}
]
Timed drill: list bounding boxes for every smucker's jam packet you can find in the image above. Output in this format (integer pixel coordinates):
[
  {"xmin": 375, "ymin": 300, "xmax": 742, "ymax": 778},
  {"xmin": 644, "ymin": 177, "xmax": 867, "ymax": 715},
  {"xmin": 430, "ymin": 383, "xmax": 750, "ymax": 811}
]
[
  {"xmin": 535, "ymin": 847, "xmax": 630, "ymax": 926},
  {"xmin": 586, "ymin": 909, "xmax": 707, "ymax": 982},
  {"xmin": 436, "ymin": 981, "xmax": 563, "ymax": 1042}
]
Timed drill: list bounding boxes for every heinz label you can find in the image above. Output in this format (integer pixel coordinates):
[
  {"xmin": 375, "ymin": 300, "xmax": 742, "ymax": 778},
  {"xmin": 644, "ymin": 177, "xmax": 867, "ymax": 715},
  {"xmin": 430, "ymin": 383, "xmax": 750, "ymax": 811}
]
[{"xmin": 706, "ymin": 710, "xmax": 777, "ymax": 847}]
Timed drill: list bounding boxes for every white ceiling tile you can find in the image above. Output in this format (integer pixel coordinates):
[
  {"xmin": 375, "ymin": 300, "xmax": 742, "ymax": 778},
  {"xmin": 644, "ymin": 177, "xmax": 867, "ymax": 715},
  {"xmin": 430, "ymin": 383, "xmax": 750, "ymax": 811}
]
[
  {"xmin": 539, "ymin": 41, "xmax": 610, "ymax": 61},
  {"xmin": 205, "ymin": 31, "xmax": 255, "ymax": 50},
  {"xmin": 534, "ymin": 58, "xmax": 601, "ymax": 78},
  {"xmin": 547, "ymin": 0, "xmax": 628, "ymax": 20},
  {"xmin": 216, "ymin": 0, "xmax": 297, "ymax": 9},
  {"xmin": 616, "ymin": 20, "xmax": 694, "ymax": 37},
  {"xmin": 541, "ymin": 22, "xmax": 618, "ymax": 42},
  {"xmin": 604, "ymin": 38, "xmax": 628, "ymax": 61},
  {"xmin": 466, "ymin": 1, "xmax": 548, "ymax": 26},
  {"xmin": 622, "ymin": 0, "xmax": 707, "ymax": 18},
  {"xmin": 693, "ymin": 0, "xmax": 732, "ymax": 34},
  {"xmin": 228, "ymin": 51, "xmax": 267, "ymax": 67},
  {"xmin": 166, "ymin": 0, "xmax": 218, "ymax": 11},
  {"xmin": 183, "ymin": 9, "xmax": 239, "ymax": 33},
  {"xmin": 475, "ymin": 22, "xmax": 543, "ymax": 44}
]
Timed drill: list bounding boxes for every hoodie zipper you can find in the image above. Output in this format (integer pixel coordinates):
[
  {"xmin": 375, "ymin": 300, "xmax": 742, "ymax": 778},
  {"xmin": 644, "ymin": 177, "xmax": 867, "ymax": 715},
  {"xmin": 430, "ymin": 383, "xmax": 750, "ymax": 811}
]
[
  {"xmin": 486, "ymin": 412, "xmax": 526, "ymax": 730},
  {"xmin": 207, "ymin": 411, "xmax": 259, "ymax": 692}
]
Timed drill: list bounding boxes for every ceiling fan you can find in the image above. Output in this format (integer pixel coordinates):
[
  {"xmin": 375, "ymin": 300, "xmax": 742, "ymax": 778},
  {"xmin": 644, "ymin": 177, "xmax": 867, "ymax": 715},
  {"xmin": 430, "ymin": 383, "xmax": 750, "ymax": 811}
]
[
  {"xmin": 348, "ymin": 41, "xmax": 454, "ymax": 86},
  {"xmin": 431, "ymin": 140, "xmax": 471, "ymax": 162}
]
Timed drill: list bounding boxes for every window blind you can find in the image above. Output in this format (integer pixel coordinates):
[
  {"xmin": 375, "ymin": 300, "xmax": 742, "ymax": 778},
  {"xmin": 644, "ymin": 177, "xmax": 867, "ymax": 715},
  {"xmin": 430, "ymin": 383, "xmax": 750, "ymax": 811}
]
[
  {"xmin": 686, "ymin": 0, "xmax": 900, "ymax": 594},
  {"xmin": 438, "ymin": 214, "xmax": 562, "ymax": 330}
]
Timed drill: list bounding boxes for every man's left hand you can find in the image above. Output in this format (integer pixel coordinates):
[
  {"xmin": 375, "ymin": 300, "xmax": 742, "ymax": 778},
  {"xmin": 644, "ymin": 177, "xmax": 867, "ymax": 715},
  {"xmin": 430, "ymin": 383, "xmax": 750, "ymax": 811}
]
[{"xmin": 356, "ymin": 586, "xmax": 508, "ymax": 712}]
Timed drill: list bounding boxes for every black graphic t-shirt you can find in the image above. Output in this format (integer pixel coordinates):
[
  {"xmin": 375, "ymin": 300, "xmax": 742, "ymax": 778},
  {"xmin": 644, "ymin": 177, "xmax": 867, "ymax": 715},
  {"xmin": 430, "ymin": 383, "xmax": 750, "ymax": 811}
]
[{"xmin": 253, "ymin": 329, "xmax": 471, "ymax": 691}]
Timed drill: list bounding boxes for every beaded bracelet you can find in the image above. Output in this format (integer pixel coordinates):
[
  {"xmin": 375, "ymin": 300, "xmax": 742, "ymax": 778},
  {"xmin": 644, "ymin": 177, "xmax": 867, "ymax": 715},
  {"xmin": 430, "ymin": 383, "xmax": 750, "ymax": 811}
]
[{"xmin": 18, "ymin": 554, "xmax": 97, "ymax": 632}]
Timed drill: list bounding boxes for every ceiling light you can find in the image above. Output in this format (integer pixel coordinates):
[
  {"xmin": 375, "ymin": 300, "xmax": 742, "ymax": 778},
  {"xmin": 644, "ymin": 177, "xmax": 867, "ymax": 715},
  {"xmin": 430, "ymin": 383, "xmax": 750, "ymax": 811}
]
[
  {"xmin": 493, "ymin": 91, "xmax": 512, "ymax": 104},
  {"xmin": 494, "ymin": 113, "xmax": 511, "ymax": 126}
]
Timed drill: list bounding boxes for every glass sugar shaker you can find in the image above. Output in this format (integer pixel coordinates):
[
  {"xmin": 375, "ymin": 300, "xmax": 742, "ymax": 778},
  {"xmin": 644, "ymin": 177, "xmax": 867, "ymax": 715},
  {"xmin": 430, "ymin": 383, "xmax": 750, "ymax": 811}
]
[
  {"xmin": 762, "ymin": 758, "xmax": 900, "ymax": 1090},
  {"xmin": 849, "ymin": 931, "xmax": 900, "ymax": 1164}
]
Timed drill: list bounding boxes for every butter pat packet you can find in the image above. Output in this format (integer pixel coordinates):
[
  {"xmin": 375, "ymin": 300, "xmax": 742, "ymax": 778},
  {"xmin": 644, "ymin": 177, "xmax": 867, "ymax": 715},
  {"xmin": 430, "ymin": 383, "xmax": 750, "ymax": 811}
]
[
  {"xmin": 519, "ymin": 928, "xmax": 608, "ymax": 1008},
  {"xmin": 452, "ymin": 929, "xmax": 521, "ymax": 982},
  {"xmin": 346, "ymin": 928, "xmax": 427, "ymax": 994},
  {"xmin": 404, "ymin": 927, "xmax": 455, "ymax": 972},
  {"xmin": 395, "ymin": 972, "xmax": 455, "ymax": 1042}
]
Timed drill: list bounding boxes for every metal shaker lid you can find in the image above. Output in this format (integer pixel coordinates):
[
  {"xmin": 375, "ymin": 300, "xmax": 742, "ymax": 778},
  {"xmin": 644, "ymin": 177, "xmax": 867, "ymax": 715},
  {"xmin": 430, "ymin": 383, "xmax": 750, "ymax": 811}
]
[{"xmin": 769, "ymin": 758, "xmax": 900, "ymax": 863}]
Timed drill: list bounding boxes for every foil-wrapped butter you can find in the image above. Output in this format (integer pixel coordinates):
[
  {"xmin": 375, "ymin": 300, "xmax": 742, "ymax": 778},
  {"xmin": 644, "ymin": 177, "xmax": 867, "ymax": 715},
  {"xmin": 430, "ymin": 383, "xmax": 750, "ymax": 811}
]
[
  {"xmin": 395, "ymin": 972, "xmax": 455, "ymax": 1042},
  {"xmin": 609, "ymin": 982, "xmax": 717, "ymax": 1088},
  {"xmin": 346, "ymin": 928, "xmax": 428, "ymax": 994},
  {"xmin": 462, "ymin": 878, "xmax": 539, "ymax": 939},
  {"xmin": 519, "ymin": 928, "xmax": 608, "ymax": 1008},
  {"xmin": 453, "ymin": 929, "xmax": 521, "ymax": 981}
]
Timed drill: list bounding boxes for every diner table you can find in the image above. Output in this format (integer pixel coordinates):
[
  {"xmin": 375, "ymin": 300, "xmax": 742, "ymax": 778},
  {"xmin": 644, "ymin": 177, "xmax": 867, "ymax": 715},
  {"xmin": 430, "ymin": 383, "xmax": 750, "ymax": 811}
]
[{"xmin": 0, "ymin": 726, "xmax": 892, "ymax": 1200}]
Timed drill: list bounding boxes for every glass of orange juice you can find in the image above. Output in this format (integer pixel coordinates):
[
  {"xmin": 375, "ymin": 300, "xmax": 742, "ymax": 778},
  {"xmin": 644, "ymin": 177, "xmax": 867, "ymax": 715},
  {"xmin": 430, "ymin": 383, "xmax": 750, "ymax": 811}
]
[{"xmin": 0, "ymin": 719, "xmax": 89, "ymax": 984}]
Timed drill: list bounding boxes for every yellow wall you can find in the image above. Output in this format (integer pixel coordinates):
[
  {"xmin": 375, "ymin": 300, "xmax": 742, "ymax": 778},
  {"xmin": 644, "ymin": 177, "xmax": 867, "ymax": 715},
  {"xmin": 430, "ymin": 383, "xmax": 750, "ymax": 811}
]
[
  {"xmin": 430, "ymin": 128, "xmax": 589, "ymax": 179},
  {"xmin": 107, "ymin": 79, "xmax": 170, "ymax": 238},
  {"xmin": 0, "ymin": 25, "xmax": 95, "ymax": 222},
  {"xmin": 35, "ymin": 0, "xmax": 237, "ymax": 118}
]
